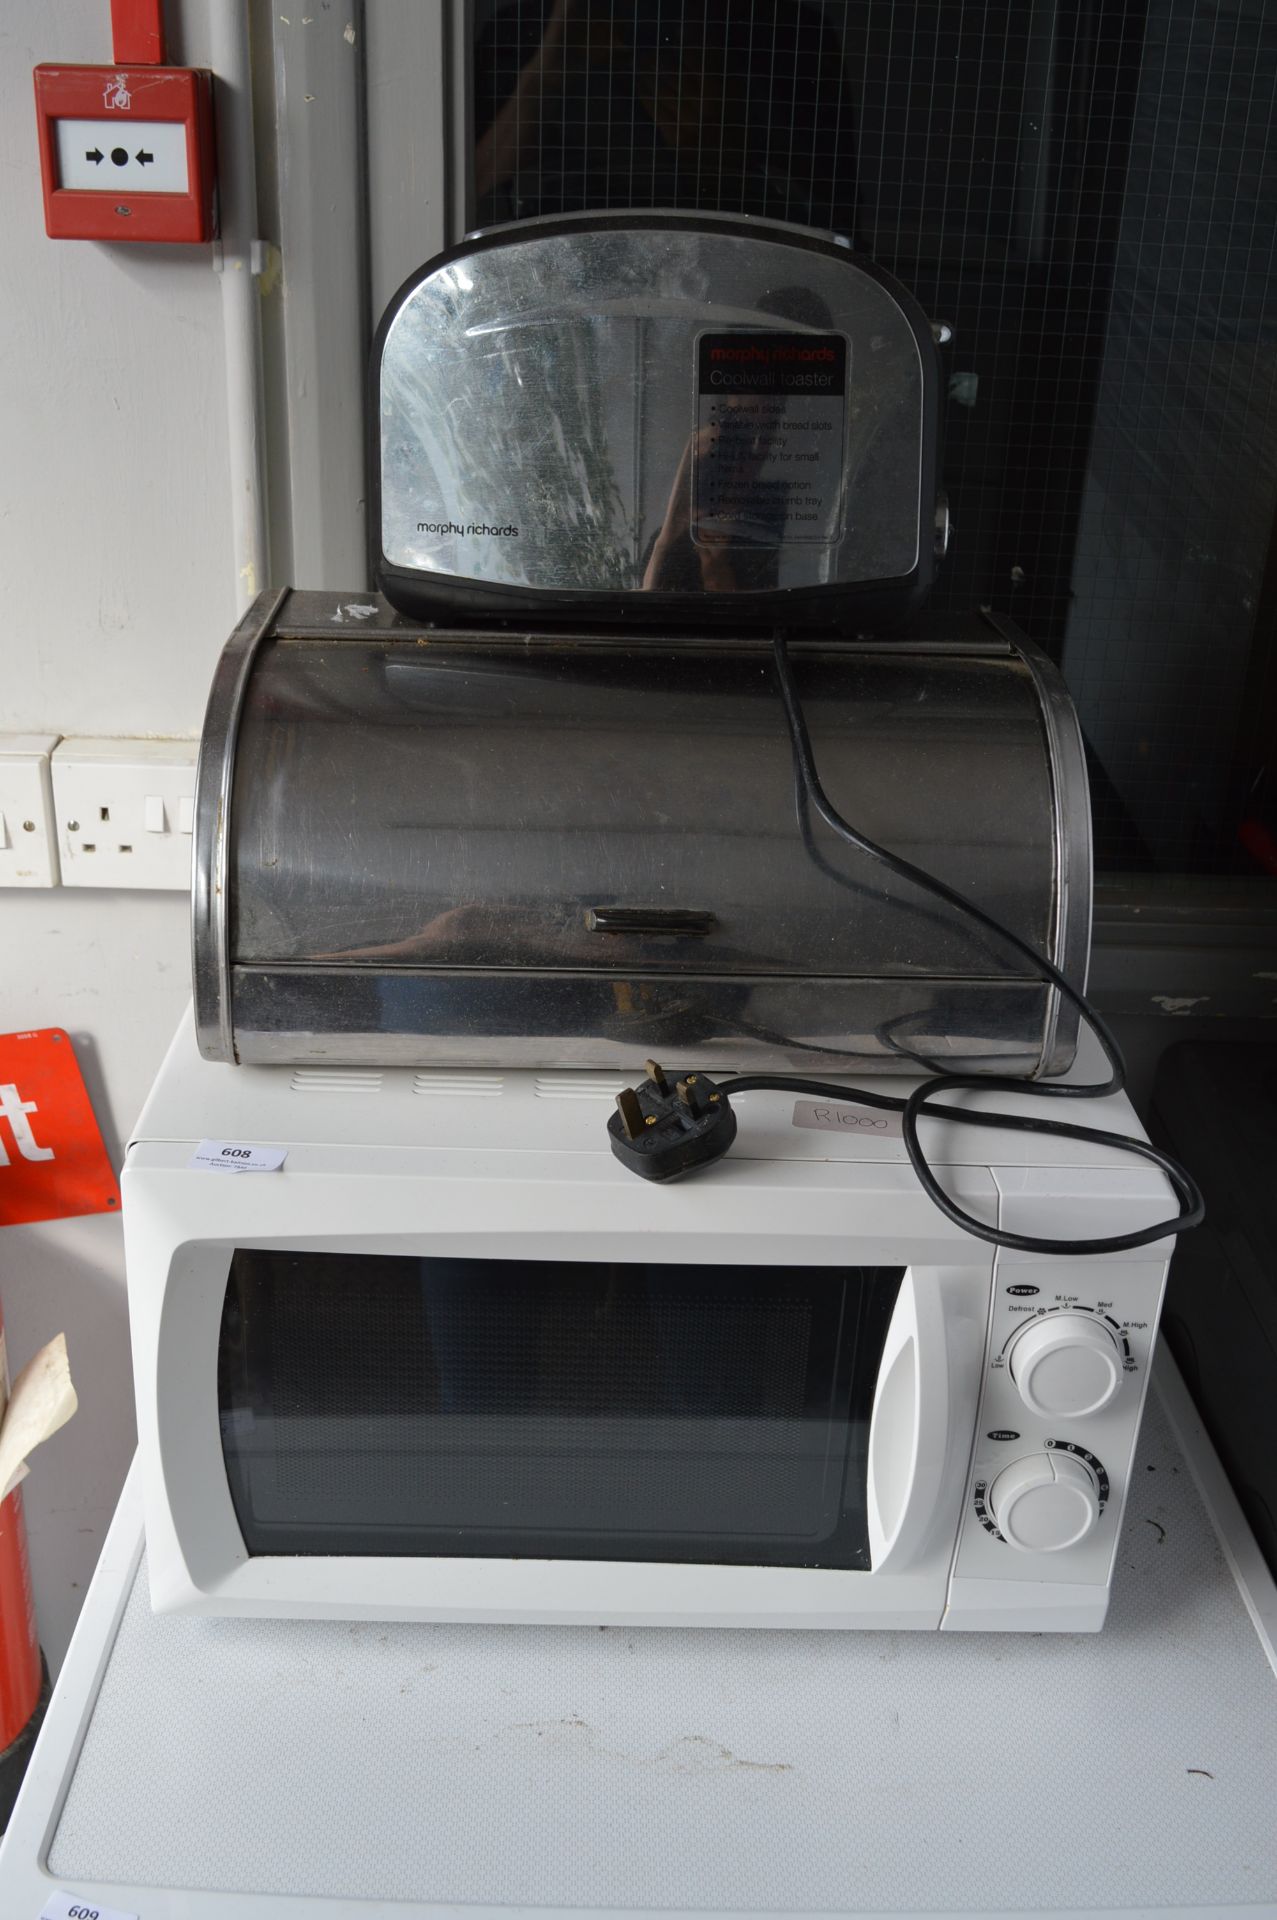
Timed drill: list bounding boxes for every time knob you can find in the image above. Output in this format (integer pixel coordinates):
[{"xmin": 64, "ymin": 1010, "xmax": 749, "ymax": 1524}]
[
  {"xmin": 1007, "ymin": 1312, "xmax": 1123, "ymax": 1418},
  {"xmin": 988, "ymin": 1452, "xmax": 1102, "ymax": 1552}
]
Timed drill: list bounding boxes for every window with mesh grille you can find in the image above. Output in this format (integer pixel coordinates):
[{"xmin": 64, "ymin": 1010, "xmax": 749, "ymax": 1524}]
[{"xmin": 471, "ymin": 0, "xmax": 1277, "ymax": 877}]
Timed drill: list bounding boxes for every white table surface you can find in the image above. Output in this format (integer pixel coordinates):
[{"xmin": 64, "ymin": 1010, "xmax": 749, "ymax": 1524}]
[{"xmin": 1, "ymin": 1357, "xmax": 1275, "ymax": 1920}]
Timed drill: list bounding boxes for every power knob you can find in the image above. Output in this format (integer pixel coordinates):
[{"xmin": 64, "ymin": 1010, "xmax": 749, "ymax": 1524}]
[
  {"xmin": 1008, "ymin": 1313, "xmax": 1122, "ymax": 1418},
  {"xmin": 988, "ymin": 1452, "xmax": 1102, "ymax": 1552}
]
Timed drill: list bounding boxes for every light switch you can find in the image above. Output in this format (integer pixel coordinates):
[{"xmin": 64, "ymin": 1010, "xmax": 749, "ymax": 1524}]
[
  {"xmin": 145, "ymin": 794, "xmax": 167, "ymax": 833},
  {"xmin": 178, "ymin": 794, "xmax": 195, "ymax": 834},
  {"xmin": 0, "ymin": 734, "xmax": 60, "ymax": 887}
]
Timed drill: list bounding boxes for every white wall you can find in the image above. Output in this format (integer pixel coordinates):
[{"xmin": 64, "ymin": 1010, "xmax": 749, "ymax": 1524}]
[{"xmin": 1, "ymin": 2, "xmax": 237, "ymax": 1672}]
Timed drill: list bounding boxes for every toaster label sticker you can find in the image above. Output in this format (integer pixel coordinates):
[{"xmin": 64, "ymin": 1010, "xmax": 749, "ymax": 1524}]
[
  {"xmin": 190, "ymin": 1139, "xmax": 288, "ymax": 1174},
  {"xmin": 792, "ymin": 1100, "xmax": 902, "ymax": 1137},
  {"xmin": 694, "ymin": 331, "xmax": 847, "ymax": 549}
]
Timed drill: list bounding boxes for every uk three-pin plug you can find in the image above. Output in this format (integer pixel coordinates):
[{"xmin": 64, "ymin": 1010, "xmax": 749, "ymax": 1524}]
[{"xmin": 606, "ymin": 1060, "xmax": 737, "ymax": 1182}]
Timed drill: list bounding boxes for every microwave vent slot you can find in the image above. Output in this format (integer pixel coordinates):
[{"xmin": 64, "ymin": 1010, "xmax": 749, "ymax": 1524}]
[
  {"xmin": 412, "ymin": 1072, "xmax": 505, "ymax": 1098},
  {"xmin": 289, "ymin": 1068, "xmax": 384, "ymax": 1095},
  {"xmin": 535, "ymin": 1076, "xmax": 629, "ymax": 1101}
]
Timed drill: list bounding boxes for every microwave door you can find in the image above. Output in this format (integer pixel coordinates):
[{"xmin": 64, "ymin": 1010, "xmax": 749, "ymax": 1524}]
[
  {"xmin": 867, "ymin": 1266, "xmax": 987, "ymax": 1574},
  {"xmin": 216, "ymin": 1250, "xmax": 907, "ymax": 1574}
]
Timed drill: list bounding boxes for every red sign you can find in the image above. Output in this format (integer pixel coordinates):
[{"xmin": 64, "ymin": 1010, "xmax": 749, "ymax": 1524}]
[{"xmin": 0, "ymin": 1029, "xmax": 119, "ymax": 1227}]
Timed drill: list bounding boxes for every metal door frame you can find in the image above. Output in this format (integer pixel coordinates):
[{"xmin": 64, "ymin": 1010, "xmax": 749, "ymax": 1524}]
[{"xmin": 251, "ymin": 0, "xmax": 458, "ymax": 590}]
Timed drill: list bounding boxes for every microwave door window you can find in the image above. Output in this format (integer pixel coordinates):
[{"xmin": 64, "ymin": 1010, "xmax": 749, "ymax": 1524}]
[{"xmin": 217, "ymin": 1252, "xmax": 903, "ymax": 1569}]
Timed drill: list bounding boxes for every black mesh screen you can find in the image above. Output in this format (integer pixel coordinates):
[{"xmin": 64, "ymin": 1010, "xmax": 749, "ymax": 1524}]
[
  {"xmin": 218, "ymin": 1249, "xmax": 902, "ymax": 1565},
  {"xmin": 471, "ymin": 0, "xmax": 1277, "ymax": 876}
]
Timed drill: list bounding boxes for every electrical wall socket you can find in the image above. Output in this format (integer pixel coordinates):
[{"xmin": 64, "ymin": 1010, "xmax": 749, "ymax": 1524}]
[
  {"xmin": 51, "ymin": 738, "xmax": 199, "ymax": 891},
  {"xmin": 0, "ymin": 734, "xmax": 61, "ymax": 887}
]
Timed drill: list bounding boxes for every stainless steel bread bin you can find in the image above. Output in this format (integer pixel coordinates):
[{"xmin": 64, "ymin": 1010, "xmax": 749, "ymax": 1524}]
[{"xmin": 193, "ymin": 590, "xmax": 1090, "ymax": 1074}]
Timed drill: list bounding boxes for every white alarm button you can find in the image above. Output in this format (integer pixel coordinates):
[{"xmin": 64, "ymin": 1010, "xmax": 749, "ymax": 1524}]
[
  {"xmin": 989, "ymin": 1452, "xmax": 1101, "ymax": 1552},
  {"xmin": 55, "ymin": 118, "xmax": 190, "ymax": 194},
  {"xmin": 1008, "ymin": 1313, "xmax": 1122, "ymax": 1418}
]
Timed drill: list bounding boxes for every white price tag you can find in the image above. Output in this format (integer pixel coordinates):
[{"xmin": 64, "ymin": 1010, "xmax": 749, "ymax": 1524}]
[
  {"xmin": 41, "ymin": 1892, "xmax": 139, "ymax": 1920},
  {"xmin": 189, "ymin": 1139, "xmax": 288, "ymax": 1174},
  {"xmin": 792, "ymin": 1099, "xmax": 903, "ymax": 1138}
]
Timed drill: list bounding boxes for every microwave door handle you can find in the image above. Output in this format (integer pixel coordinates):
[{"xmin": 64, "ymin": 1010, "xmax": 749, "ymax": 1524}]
[{"xmin": 866, "ymin": 1269, "xmax": 953, "ymax": 1574}]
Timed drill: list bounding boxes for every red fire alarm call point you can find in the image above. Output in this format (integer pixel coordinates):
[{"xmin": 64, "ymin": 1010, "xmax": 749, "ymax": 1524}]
[{"xmin": 33, "ymin": 1, "xmax": 216, "ymax": 245}]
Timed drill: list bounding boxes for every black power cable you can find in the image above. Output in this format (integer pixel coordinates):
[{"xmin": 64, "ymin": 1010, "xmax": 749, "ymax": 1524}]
[{"xmin": 713, "ymin": 633, "xmax": 1204, "ymax": 1258}]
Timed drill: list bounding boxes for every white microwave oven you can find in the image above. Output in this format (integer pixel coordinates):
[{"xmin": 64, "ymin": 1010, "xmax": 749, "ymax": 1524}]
[{"xmin": 123, "ymin": 1020, "xmax": 1173, "ymax": 1634}]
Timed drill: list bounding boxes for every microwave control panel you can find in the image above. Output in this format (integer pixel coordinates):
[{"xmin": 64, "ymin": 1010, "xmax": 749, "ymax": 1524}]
[{"xmin": 951, "ymin": 1261, "xmax": 1168, "ymax": 1587}]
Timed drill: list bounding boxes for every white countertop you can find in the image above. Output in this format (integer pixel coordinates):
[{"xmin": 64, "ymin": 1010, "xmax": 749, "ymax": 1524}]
[{"xmin": 2, "ymin": 1358, "xmax": 1275, "ymax": 1920}]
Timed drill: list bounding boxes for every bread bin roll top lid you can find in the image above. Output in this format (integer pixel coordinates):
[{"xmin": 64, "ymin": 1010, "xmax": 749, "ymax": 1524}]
[{"xmin": 193, "ymin": 594, "xmax": 1089, "ymax": 1076}]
